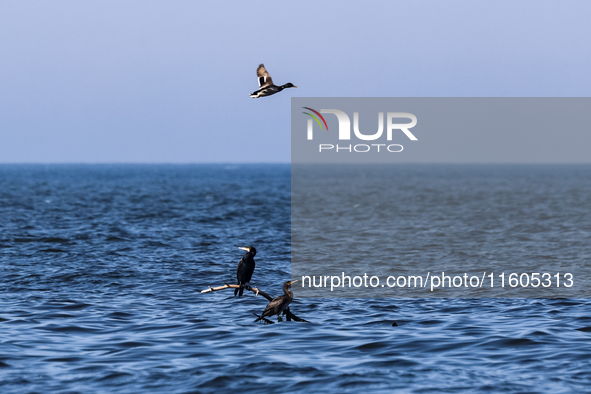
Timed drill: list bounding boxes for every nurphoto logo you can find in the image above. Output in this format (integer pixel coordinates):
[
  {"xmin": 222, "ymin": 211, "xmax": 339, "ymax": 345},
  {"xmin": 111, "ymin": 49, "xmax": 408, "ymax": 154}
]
[{"xmin": 302, "ymin": 107, "xmax": 418, "ymax": 153}]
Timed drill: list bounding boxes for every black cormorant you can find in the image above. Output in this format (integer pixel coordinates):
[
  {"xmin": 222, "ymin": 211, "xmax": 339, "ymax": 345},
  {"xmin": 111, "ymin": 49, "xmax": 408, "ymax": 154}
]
[
  {"xmin": 254, "ymin": 280, "xmax": 298, "ymax": 322},
  {"xmin": 249, "ymin": 64, "xmax": 297, "ymax": 98},
  {"xmin": 235, "ymin": 246, "xmax": 256, "ymax": 296}
]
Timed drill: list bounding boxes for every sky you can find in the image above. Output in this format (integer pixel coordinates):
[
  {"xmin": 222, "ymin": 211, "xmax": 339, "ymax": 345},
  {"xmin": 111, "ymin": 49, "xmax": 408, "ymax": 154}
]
[{"xmin": 1, "ymin": 0, "xmax": 590, "ymax": 163}]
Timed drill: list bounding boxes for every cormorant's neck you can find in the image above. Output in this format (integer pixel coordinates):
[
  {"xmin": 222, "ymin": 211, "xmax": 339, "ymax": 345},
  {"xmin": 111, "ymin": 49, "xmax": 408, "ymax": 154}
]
[{"xmin": 283, "ymin": 284, "xmax": 293, "ymax": 297}]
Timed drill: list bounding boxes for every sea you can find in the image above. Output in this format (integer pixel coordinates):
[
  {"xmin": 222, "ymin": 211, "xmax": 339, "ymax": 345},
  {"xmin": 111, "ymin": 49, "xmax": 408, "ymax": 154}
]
[{"xmin": 1, "ymin": 164, "xmax": 590, "ymax": 393}]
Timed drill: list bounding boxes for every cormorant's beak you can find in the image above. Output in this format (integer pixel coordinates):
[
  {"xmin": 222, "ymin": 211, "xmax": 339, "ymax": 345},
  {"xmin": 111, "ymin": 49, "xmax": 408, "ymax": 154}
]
[
  {"xmin": 289, "ymin": 280, "xmax": 298, "ymax": 285},
  {"xmin": 238, "ymin": 247, "xmax": 249, "ymax": 252},
  {"xmin": 293, "ymin": 85, "xmax": 298, "ymax": 88}
]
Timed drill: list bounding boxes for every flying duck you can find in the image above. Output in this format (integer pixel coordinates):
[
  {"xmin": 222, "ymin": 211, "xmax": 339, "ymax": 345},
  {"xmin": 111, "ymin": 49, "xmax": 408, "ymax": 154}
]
[{"xmin": 249, "ymin": 64, "xmax": 297, "ymax": 98}]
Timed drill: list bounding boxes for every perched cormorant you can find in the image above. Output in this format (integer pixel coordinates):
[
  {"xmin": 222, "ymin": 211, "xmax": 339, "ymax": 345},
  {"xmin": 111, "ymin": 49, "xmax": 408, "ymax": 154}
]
[
  {"xmin": 249, "ymin": 64, "xmax": 297, "ymax": 98},
  {"xmin": 254, "ymin": 280, "xmax": 298, "ymax": 322},
  {"xmin": 235, "ymin": 246, "xmax": 256, "ymax": 296}
]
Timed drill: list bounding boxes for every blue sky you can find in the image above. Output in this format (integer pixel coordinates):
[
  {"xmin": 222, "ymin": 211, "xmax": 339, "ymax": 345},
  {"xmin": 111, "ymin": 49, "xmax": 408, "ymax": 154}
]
[{"xmin": 1, "ymin": 1, "xmax": 590, "ymax": 163}]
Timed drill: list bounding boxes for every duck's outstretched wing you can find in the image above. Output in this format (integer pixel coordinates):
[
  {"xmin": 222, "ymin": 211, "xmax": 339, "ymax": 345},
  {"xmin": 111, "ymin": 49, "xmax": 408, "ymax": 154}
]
[{"xmin": 257, "ymin": 64, "xmax": 274, "ymax": 88}]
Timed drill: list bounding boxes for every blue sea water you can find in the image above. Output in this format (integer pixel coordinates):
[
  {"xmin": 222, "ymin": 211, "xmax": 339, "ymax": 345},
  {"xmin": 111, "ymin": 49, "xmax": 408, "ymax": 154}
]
[
  {"xmin": 1, "ymin": 164, "xmax": 590, "ymax": 393},
  {"xmin": 292, "ymin": 164, "xmax": 591, "ymax": 298}
]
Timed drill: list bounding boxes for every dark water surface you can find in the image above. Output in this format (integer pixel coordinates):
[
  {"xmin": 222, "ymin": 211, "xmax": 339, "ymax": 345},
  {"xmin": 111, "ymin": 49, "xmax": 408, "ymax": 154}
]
[
  {"xmin": 292, "ymin": 164, "xmax": 591, "ymax": 297},
  {"xmin": 1, "ymin": 164, "xmax": 590, "ymax": 393}
]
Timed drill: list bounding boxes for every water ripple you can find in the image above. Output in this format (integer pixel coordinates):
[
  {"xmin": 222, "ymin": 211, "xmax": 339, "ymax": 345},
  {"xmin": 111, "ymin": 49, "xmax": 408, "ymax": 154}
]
[{"xmin": 1, "ymin": 165, "xmax": 590, "ymax": 393}]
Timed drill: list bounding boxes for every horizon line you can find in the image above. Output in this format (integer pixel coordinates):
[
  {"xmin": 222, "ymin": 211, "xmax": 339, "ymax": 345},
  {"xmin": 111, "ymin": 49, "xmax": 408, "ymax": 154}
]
[{"xmin": 1, "ymin": 162, "xmax": 591, "ymax": 166}]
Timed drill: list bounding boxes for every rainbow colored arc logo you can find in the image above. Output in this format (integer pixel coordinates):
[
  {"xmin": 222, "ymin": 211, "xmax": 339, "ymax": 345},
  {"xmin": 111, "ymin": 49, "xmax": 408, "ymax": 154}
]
[{"xmin": 302, "ymin": 107, "xmax": 329, "ymax": 131}]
